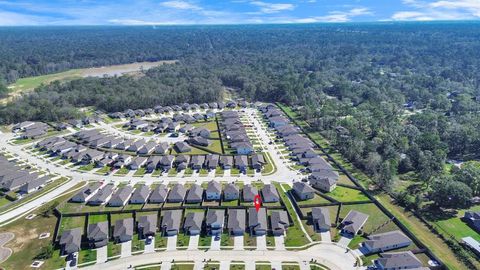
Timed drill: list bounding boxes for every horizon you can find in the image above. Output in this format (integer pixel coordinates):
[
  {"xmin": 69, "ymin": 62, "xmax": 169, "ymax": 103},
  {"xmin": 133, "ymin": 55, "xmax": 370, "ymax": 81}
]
[{"xmin": 0, "ymin": 0, "xmax": 479, "ymax": 26}]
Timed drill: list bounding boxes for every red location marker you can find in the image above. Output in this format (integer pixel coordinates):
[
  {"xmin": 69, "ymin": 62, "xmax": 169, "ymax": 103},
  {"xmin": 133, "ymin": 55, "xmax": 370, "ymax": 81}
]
[{"xmin": 254, "ymin": 194, "xmax": 262, "ymax": 212}]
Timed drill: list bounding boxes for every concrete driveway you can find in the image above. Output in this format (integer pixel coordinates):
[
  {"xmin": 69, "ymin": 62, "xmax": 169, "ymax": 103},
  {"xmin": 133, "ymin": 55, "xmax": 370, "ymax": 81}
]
[
  {"xmin": 233, "ymin": 235, "xmax": 244, "ymax": 250},
  {"xmin": 161, "ymin": 261, "xmax": 172, "ymax": 270},
  {"xmin": 274, "ymin": 235, "xmax": 285, "ymax": 250},
  {"xmin": 299, "ymin": 260, "xmax": 309, "ymax": 270},
  {"xmin": 96, "ymin": 246, "xmax": 107, "ymax": 264},
  {"xmin": 271, "ymin": 261, "xmax": 282, "ymax": 270},
  {"xmin": 320, "ymin": 231, "xmax": 331, "ymax": 242},
  {"xmin": 120, "ymin": 241, "xmax": 132, "ymax": 257},
  {"xmin": 245, "ymin": 261, "xmax": 255, "ymax": 270},
  {"xmin": 337, "ymin": 236, "xmax": 353, "ymax": 248},
  {"xmin": 188, "ymin": 235, "xmax": 199, "ymax": 250},
  {"xmin": 210, "ymin": 235, "xmax": 221, "ymax": 251},
  {"xmin": 166, "ymin": 235, "xmax": 177, "ymax": 251},
  {"xmin": 256, "ymin": 235, "xmax": 267, "ymax": 251},
  {"xmin": 220, "ymin": 260, "xmax": 230, "ymax": 270},
  {"xmin": 193, "ymin": 260, "xmax": 204, "ymax": 270},
  {"xmin": 144, "ymin": 238, "xmax": 155, "ymax": 253}
]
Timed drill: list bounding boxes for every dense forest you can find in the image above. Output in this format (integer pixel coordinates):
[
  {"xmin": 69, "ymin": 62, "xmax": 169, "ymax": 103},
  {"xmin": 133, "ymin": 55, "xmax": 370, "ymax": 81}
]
[{"xmin": 1, "ymin": 23, "xmax": 480, "ymax": 203}]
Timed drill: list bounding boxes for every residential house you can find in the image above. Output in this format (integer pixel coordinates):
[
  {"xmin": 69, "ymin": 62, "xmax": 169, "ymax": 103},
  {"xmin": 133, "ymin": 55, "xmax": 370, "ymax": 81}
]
[
  {"xmin": 311, "ymin": 207, "xmax": 331, "ymax": 232},
  {"xmin": 183, "ymin": 212, "xmax": 204, "ymax": 235},
  {"xmin": 88, "ymin": 184, "xmax": 115, "ymax": 205},
  {"xmin": 261, "ymin": 184, "xmax": 279, "ymax": 203},
  {"xmin": 234, "ymin": 155, "xmax": 249, "ymax": 172},
  {"xmin": 292, "ymin": 182, "xmax": 315, "ymax": 200},
  {"xmin": 219, "ymin": 156, "xmax": 233, "ymax": 170},
  {"xmin": 162, "ymin": 210, "xmax": 183, "ymax": 236},
  {"xmin": 146, "ymin": 156, "xmax": 161, "ymax": 172},
  {"xmin": 227, "ymin": 209, "xmax": 246, "ymax": 236},
  {"xmin": 190, "ymin": 155, "xmax": 205, "ymax": 170},
  {"xmin": 19, "ymin": 176, "xmax": 48, "ymax": 194},
  {"xmin": 205, "ymin": 180, "xmax": 221, "ymax": 201},
  {"xmin": 87, "ymin": 221, "xmax": 109, "ymax": 248},
  {"xmin": 113, "ymin": 218, "xmax": 134, "ymax": 243},
  {"xmin": 138, "ymin": 214, "xmax": 158, "ymax": 239},
  {"xmin": 464, "ymin": 211, "xmax": 480, "ymax": 232},
  {"xmin": 159, "ymin": 155, "xmax": 175, "ymax": 171},
  {"xmin": 127, "ymin": 139, "xmax": 146, "ymax": 152},
  {"xmin": 232, "ymin": 142, "xmax": 253, "ymax": 155},
  {"xmin": 59, "ymin": 228, "xmax": 82, "ymax": 255},
  {"xmin": 174, "ymin": 141, "xmax": 191, "ymax": 153},
  {"xmin": 251, "ymin": 154, "xmax": 266, "ymax": 171},
  {"xmin": 309, "ymin": 170, "xmax": 339, "ymax": 192},
  {"xmin": 363, "ymin": 230, "xmax": 412, "ymax": 253},
  {"xmin": 108, "ymin": 186, "xmax": 134, "ymax": 207},
  {"xmin": 71, "ymin": 182, "xmax": 102, "ymax": 202},
  {"xmin": 149, "ymin": 184, "xmax": 169, "ymax": 203},
  {"xmin": 167, "ymin": 184, "xmax": 186, "ymax": 203},
  {"xmin": 138, "ymin": 141, "xmax": 157, "ymax": 155},
  {"xmin": 185, "ymin": 184, "xmax": 203, "ymax": 203},
  {"xmin": 155, "ymin": 142, "xmax": 169, "ymax": 154},
  {"xmin": 130, "ymin": 185, "xmax": 150, "ymax": 204},
  {"xmin": 174, "ymin": 155, "xmax": 189, "ymax": 171},
  {"xmin": 270, "ymin": 210, "xmax": 289, "ymax": 236},
  {"xmin": 373, "ymin": 251, "xmax": 424, "ymax": 270},
  {"xmin": 206, "ymin": 209, "xmax": 225, "ymax": 235},
  {"xmin": 248, "ymin": 208, "xmax": 267, "ymax": 236},
  {"xmin": 341, "ymin": 210, "xmax": 369, "ymax": 235},
  {"xmin": 223, "ymin": 183, "xmax": 239, "ymax": 201},
  {"xmin": 128, "ymin": 156, "xmax": 148, "ymax": 170},
  {"xmin": 243, "ymin": 184, "xmax": 258, "ymax": 202},
  {"xmin": 205, "ymin": 154, "xmax": 220, "ymax": 170}
]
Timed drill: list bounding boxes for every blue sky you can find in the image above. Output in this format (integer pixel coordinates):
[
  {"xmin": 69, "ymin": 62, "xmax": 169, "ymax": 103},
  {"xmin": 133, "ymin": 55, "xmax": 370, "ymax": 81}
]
[{"xmin": 0, "ymin": 0, "xmax": 479, "ymax": 25}]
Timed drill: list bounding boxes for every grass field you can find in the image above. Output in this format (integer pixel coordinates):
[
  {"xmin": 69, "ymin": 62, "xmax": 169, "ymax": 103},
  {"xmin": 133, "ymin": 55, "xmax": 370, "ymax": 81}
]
[
  {"xmin": 58, "ymin": 216, "xmax": 86, "ymax": 236},
  {"xmin": 326, "ymin": 186, "xmax": 369, "ymax": 202},
  {"xmin": 88, "ymin": 214, "xmax": 108, "ymax": 224},
  {"xmin": 277, "ymin": 183, "xmax": 310, "ymax": 247},
  {"xmin": 428, "ymin": 205, "xmax": 480, "ymax": 242},
  {"xmin": 295, "ymin": 194, "xmax": 331, "ymax": 206}
]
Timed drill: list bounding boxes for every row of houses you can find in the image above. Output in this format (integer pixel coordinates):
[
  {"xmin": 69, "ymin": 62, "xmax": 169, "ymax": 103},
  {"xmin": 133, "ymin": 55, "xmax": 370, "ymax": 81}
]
[
  {"xmin": 108, "ymin": 101, "xmax": 242, "ymax": 119},
  {"xmin": 219, "ymin": 111, "xmax": 254, "ymax": 155},
  {"xmin": 59, "ymin": 206, "xmax": 288, "ymax": 256},
  {"xmin": 0, "ymin": 156, "xmax": 50, "ymax": 193},
  {"xmin": 260, "ymin": 105, "xmax": 339, "ymax": 193},
  {"xmin": 123, "ymin": 113, "xmax": 216, "ymax": 134},
  {"xmin": 70, "ymin": 181, "xmax": 280, "ymax": 206},
  {"xmin": 12, "ymin": 121, "xmax": 50, "ymax": 139}
]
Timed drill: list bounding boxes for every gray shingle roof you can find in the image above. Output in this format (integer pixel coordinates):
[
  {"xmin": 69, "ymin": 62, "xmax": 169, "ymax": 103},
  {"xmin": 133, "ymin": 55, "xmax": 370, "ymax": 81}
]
[
  {"xmin": 227, "ymin": 209, "xmax": 246, "ymax": 233},
  {"xmin": 376, "ymin": 251, "xmax": 423, "ymax": 269}
]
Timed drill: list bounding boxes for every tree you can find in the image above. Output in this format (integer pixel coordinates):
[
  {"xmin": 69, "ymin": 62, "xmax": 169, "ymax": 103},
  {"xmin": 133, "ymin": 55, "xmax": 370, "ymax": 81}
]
[
  {"xmin": 35, "ymin": 245, "xmax": 54, "ymax": 259},
  {"xmin": 453, "ymin": 161, "xmax": 480, "ymax": 196},
  {"xmin": 0, "ymin": 80, "xmax": 8, "ymax": 98},
  {"xmin": 430, "ymin": 177, "xmax": 472, "ymax": 208}
]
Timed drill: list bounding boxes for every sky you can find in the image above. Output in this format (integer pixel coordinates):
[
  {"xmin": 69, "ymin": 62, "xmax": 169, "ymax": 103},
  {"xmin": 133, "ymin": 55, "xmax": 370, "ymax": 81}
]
[{"xmin": 0, "ymin": 0, "xmax": 479, "ymax": 26}]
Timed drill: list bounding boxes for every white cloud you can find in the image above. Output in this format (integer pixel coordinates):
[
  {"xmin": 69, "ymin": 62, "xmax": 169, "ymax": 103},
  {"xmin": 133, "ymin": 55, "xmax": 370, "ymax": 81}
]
[
  {"xmin": 293, "ymin": 7, "xmax": 372, "ymax": 23},
  {"xmin": 250, "ymin": 1, "xmax": 295, "ymax": 14},
  {"xmin": 160, "ymin": 1, "xmax": 202, "ymax": 10},
  {"xmin": 0, "ymin": 11, "xmax": 46, "ymax": 25},
  {"xmin": 392, "ymin": 0, "xmax": 480, "ymax": 21}
]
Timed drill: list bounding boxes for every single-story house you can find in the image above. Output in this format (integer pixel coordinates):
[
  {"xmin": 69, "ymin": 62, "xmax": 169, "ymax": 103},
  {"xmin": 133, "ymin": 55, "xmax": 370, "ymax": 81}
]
[{"xmin": 113, "ymin": 218, "xmax": 134, "ymax": 243}]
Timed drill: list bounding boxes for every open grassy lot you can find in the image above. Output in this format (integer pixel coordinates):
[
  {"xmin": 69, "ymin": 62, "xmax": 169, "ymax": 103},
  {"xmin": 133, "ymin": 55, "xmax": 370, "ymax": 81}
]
[
  {"xmin": 338, "ymin": 203, "xmax": 394, "ymax": 234},
  {"xmin": 58, "ymin": 216, "xmax": 86, "ymax": 236},
  {"xmin": 295, "ymin": 194, "xmax": 331, "ymax": 206},
  {"xmin": 427, "ymin": 205, "xmax": 480, "ymax": 242},
  {"xmin": 326, "ymin": 186, "xmax": 369, "ymax": 202},
  {"xmin": 277, "ymin": 183, "xmax": 310, "ymax": 247}
]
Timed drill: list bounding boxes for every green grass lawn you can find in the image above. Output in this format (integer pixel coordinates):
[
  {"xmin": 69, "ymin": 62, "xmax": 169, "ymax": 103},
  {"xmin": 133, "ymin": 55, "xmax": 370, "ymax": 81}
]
[
  {"xmin": 58, "ymin": 216, "xmax": 86, "ymax": 236},
  {"xmin": 221, "ymin": 199, "xmax": 239, "ymax": 207},
  {"xmin": 114, "ymin": 167, "xmax": 130, "ymax": 175},
  {"xmin": 199, "ymin": 234, "xmax": 212, "ymax": 247},
  {"xmin": 255, "ymin": 264, "xmax": 271, "ymax": 270},
  {"xmin": 261, "ymin": 153, "xmax": 276, "ymax": 175},
  {"xmin": 95, "ymin": 166, "xmax": 111, "ymax": 174},
  {"xmin": 78, "ymin": 163, "xmax": 95, "ymax": 171},
  {"xmin": 88, "ymin": 214, "xmax": 108, "ymax": 224},
  {"xmin": 326, "ymin": 186, "xmax": 369, "ymax": 202},
  {"xmin": 243, "ymin": 233, "xmax": 256, "ymax": 247},
  {"xmin": 168, "ymin": 168, "xmax": 178, "ymax": 176},
  {"xmin": 183, "ymin": 168, "xmax": 193, "ymax": 176},
  {"xmin": 134, "ymin": 167, "xmax": 146, "ymax": 176},
  {"xmin": 171, "ymin": 264, "xmax": 195, "ymax": 270},
  {"xmin": 295, "ymin": 194, "xmax": 331, "ymax": 206},
  {"xmin": 282, "ymin": 265, "xmax": 300, "ymax": 270},
  {"xmin": 221, "ymin": 233, "xmax": 234, "ymax": 247},
  {"xmin": 215, "ymin": 167, "xmax": 224, "ymax": 176},
  {"xmin": 230, "ymin": 264, "xmax": 246, "ymax": 270},
  {"xmin": 338, "ymin": 203, "xmax": 396, "ymax": 234},
  {"xmin": 430, "ymin": 205, "xmax": 480, "ymax": 242},
  {"xmin": 78, "ymin": 248, "xmax": 97, "ymax": 265},
  {"xmin": 155, "ymin": 234, "xmax": 168, "ymax": 248},
  {"xmin": 177, "ymin": 233, "xmax": 191, "ymax": 247},
  {"xmin": 199, "ymin": 168, "xmax": 209, "ymax": 176},
  {"xmin": 152, "ymin": 169, "xmax": 162, "ymax": 176},
  {"xmin": 132, "ymin": 234, "xmax": 145, "ymax": 252},
  {"xmin": 108, "ymin": 242, "xmax": 121, "ymax": 257}
]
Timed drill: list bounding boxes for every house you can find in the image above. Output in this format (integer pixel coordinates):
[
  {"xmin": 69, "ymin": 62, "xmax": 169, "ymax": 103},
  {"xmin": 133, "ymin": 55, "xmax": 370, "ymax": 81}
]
[
  {"xmin": 71, "ymin": 182, "xmax": 102, "ymax": 202},
  {"xmin": 96, "ymin": 157, "xmax": 113, "ymax": 168},
  {"xmin": 130, "ymin": 185, "xmax": 150, "ymax": 204},
  {"xmin": 188, "ymin": 136, "xmax": 209, "ymax": 147},
  {"xmin": 174, "ymin": 141, "xmax": 191, "ymax": 153},
  {"xmin": 167, "ymin": 184, "xmax": 186, "ymax": 203},
  {"xmin": 185, "ymin": 184, "xmax": 203, "ymax": 203},
  {"xmin": 270, "ymin": 210, "xmax": 289, "ymax": 236},
  {"xmin": 146, "ymin": 156, "xmax": 161, "ymax": 172},
  {"xmin": 205, "ymin": 180, "xmax": 221, "ymax": 201},
  {"xmin": 149, "ymin": 184, "xmax": 169, "ymax": 203},
  {"xmin": 159, "ymin": 155, "xmax": 175, "ymax": 171},
  {"xmin": 81, "ymin": 149, "xmax": 104, "ymax": 164},
  {"xmin": 174, "ymin": 155, "xmax": 189, "ymax": 171},
  {"xmin": 183, "ymin": 212, "xmax": 204, "ymax": 235},
  {"xmin": 154, "ymin": 142, "xmax": 169, "ymax": 154},
  {"xmin": 243, "ymin": 184, "xmax": 258, "ymax": 202},
  {"xmin": 464, "ymin": 211, "xmax": 480, "ymax": 232},
  {"xmin": 341, "ymin": 210, "xmax": 369, "ymax": 235},
  {"xmin": 128, "ymin": 139, "xmax": 146, "ymax": 152},
  {"xmin": 248, "ymin": 208, "xmax": 267, "ymax": 236},
  {"xmin": 311, "ymin": 207, "xmax": 331, "ymax": 232},
  {"xmin": 462, "ymin": 237, "xmax": 480, "ymax": 257},
  {"xmin": 168, "ymin": 122, "xmax": 181, "ymax": 132},
  {"xmin": 234, "ymin": 155, "xmax": 249, "ymax": 172},
  {"xmin": 88, "ymin": 184, "xmax": 115, "ymax": 205},
  {"xmin": 87, "ymin": 221, "xmax": 109, "ymax": 248},
  {"xmin": 179, "ymin": 124, "xmax": 193, "ymax": 133},
  {"xmin": 129, "ymin": 156, "xmax": 148, "ymax": 170},
  {"xmin": 227, "ymin": 209, "xmax": 246, "ymax": 235},
  {"xmin": 363, "ymin": 230, "xmax": 412, "ymax": 253},
  {"xmin": 138, "ymin": 214, "xmax": 158, "ymax": 239},
  {"xmin": 0, "ymin": 171, "xmax": 38, "ymax": 191},
  {"xmin": 205, "ymin": 154, "xmax": 220, "ymax": 170},
  {"xmin": 191, "ymin": 127, "xmax": 211, "ymax": 139},
  {"xmin": 115, "ymin": 139, "xmax": 134, "ymax": 150},
  {"xmin": 113, "ymin": 218, "xmax": 134, "ymax": 243},
  {"xmin": 251, "ymin": 154, "xmax": 266, "ymax": 171},
  {"xmin": 261, "ymin": 184, "xmax": 279, "ymax": 203},
  {"xmin": 138, "ymin": 141, "xmax": 157, "ymax": 155},
  {"xmin": 292, "ymin": 182, "xmax": 315, "ymax": 200},
  {"xmin": 59, "ymin": 228, "xmax": 82, "ymax": 255},
  {"xmin": 223, "ymin": 183, "xmax": 239, "ymax": 201},
  {"xmin": 190, "ymin": 155, "xmax": 205, "ymax": 170},
  {"xmin": 219, "ymin": 156, "xmax": 234, "ymax": 169},
  {"xmin": 206, "ymin": 209, "xmax": 225, "ymax": 235},
  {"xmin": 232, "ymin": 142, "xmax": 253, "ymax": 155},
  {"xmin": 108, "ymin": 186, "xmax": 134, "ymax": 206},
  {"xmin": 373, "ymin": 251, "xmax": 424, "ymax": 270},
  {"xmin": 19, "ymin": 176, "xmax": 48, "ymax": 194},
  {"xmin": 162, "ymin": 210, "xmax": 183, "ymax": 236},
  {"xmin": 309, "ymin": 171, "xmax": 339, "ymax": 193}
]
